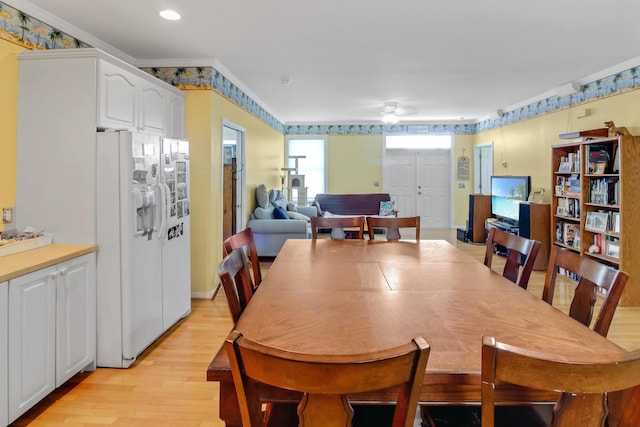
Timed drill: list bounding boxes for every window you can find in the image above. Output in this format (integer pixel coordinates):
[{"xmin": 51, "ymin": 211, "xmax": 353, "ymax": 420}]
[
  {"xmin": 385, "ymin": 134, "xmax": 452, "ymax": 150},
  {"xmin": 285, "ymin": 136, "xmax": 326, "ymax": 202}
]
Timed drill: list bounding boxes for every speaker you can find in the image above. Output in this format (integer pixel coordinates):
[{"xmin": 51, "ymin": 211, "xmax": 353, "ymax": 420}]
[
  {"xmin": 518, "ymin": 202, "xmax": 551, "ymax": 270},
  {"xmin": 468, "ymin": 194, "xmax": 491, "ymax": 243}
]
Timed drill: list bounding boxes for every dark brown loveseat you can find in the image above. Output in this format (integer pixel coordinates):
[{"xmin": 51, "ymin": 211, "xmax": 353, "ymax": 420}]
[{"xmin": 312, "ymin": 193, "xmax": 392, "ymax": 216}]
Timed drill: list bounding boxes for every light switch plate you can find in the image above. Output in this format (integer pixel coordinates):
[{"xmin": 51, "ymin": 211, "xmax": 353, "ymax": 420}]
[{"xmin": 2, "ymin": 207, "xmax": 14, "ymax": 224}]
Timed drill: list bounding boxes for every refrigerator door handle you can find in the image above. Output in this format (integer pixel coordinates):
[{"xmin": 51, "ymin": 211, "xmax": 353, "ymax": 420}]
[{"xmin": 156, "ymin": 183, "xmax": 168, "ymax": 240}]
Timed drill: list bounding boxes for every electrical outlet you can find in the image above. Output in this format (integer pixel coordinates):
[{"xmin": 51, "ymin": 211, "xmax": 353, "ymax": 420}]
[{"xmin": 3, "ymin": 207, "xmax": 14, "ymax": 224}]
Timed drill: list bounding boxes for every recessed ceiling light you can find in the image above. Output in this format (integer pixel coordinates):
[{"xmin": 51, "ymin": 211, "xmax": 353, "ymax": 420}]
[{"xmin": 159, "ymin": 9, "xmax": 181, "ymax": 21}]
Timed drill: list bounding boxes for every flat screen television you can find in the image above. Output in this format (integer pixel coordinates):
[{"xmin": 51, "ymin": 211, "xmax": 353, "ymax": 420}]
[{"xmin": 490, "ymin": 175, "xmax": 531, "ymax": 225}]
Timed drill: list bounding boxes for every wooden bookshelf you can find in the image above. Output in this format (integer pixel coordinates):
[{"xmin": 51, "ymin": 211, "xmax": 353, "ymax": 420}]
[{"xmin": 551, "ymin": 134, "xmax": 640, "ymax": 306}]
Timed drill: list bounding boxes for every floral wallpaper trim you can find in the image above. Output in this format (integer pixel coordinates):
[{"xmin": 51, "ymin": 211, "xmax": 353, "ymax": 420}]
[
  {"xmin": 0, "ymin": 1, "xmax": 91, "ymax": 51},
  {"xmin": 140, "ymin": 66, "xmax": 285, "ymax": 133},
  {"xmin": 2, "ymin": 1, "xmax": 639, "ymax": 136},
  {"xmin": 475, "ymin": 67, "xmax": 640, "ymax": 133}
]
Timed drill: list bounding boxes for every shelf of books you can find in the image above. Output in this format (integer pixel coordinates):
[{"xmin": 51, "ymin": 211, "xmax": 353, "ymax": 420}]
[{"xmin": 551, "ymin": 130, "xmax": 640, "ymax": 306}]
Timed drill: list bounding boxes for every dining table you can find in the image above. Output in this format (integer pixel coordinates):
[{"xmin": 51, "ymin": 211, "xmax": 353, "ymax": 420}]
[{"xmin": 207, "ymin": 239, "xmax": 627, "ymax": 427}]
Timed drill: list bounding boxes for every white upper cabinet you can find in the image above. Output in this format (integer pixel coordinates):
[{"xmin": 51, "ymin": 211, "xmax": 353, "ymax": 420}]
[
  {"xmin": 97, "ymin": 59, "xmax": 137, "ymax": 129},
  {"xmin": 19, "ymin": 48, "xmax": 185, "ymax": 138}
]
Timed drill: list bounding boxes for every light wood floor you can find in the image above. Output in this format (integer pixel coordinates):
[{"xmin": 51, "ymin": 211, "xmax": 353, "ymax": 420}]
[{"xmin": 11, "ymin": 229, "xmax": 640, "ymax": 426}]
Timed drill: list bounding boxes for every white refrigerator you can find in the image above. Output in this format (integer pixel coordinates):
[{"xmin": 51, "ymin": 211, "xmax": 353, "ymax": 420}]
[{"xmin": 96, "ymin": 131, "xmax": 191, "ymax": 368}]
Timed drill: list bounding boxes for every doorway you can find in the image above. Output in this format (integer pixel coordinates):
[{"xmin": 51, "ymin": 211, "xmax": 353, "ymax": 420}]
[
  {"xmin": 222, "ymin": 122, "xmax": 246, "ymax": 241},
  {"xmin": 473, "ymin": 142, "xmax": 494, "ymax": 195},
  {"xmin": 383, "ymin": 149, "xmax": 452, "ymax": 228}
]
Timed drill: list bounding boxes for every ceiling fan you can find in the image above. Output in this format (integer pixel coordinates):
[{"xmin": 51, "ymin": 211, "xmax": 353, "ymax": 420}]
[{"xmin": 380, "ymin": 102, "xmax": 416, "ymax": 124}]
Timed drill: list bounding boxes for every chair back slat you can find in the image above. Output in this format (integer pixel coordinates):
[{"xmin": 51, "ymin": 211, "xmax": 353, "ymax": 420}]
[
  {"xmin": 226, "ymin": 330, "xmax": 430, "ymax": 427},
  {"xmin": 366, "ymin": 216, "xmax": 421, "ymax": 241},
  {"xmin": 310, "ymin": 216, "xmax": 365, "ymax": 239},
  {"xmin": 217, "ymin": 248, "xmax": 255, "ymax": 323},
  {"xmin": 484, "ymin": 227, "xmax": 541, "ymax": 289},
  {"xmin": 223, "ymin": 227, "xmax": 262, "ymax": 287},
  {"xmin": 481, "ymin": 335, "xmax": 640, "ymax": 427},
  {"xmin": 542, "ymin": 245, "xmax": 629, "ymax": 336}
]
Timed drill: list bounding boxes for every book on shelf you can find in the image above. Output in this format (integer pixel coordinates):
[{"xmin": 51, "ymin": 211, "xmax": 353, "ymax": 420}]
[
  {"xmin": 587, "ymin": 143, "xmax": 615, "ymax": 174},
  {"xmin": 555, "ymin": 197, "xmax": 580, "ymax": 218},
  {"xmin": 555, "ymin": 220, "xmax": 580, "ymax": 248},
  {"xmin": 589, "ymin": 178, "xmax": 619, "ymax": 205}
]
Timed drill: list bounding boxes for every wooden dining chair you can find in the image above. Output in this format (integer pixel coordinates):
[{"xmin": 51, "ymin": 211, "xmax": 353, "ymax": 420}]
[
  {"xmin": 481, "ymin": 335, "xmax": 640, "ymax": 427},
  {"xmin": 542, "ymin": 245, "xmax": 629, "ymax": 337},
  {"xmin": 223, "ymin": 227, "xmax": 262, "ymax": 287},
  {"xmin": 225, "ymin": 330, "xmax": 430, "ymax": 427},
  {"xmin": 484, "ymin": 227, "xmax": 541, "ymax": 290},
  {"xmin": 310, "ymin": 215, "xmax": 365, "ymax": 239},
  {"xmin": 366, "ymin": 216, "xmax": 421, "ymax": 241},
  {"xmin": 217, "ymin": 248, "xmax": 255, "ymax": 323}
]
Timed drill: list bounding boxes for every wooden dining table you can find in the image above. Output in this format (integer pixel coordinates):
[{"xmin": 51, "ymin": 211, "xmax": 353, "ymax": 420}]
[{"xmin": 207, "ymin": 239, "xmax": 627, "ymax": 427}]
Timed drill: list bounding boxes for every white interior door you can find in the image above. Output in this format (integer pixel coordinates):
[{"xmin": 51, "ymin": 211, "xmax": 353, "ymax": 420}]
[
  {"xmin": 474, "ymin": 142, "xmax": 494, "ymax": 195},
  {"xmin": 223, "ymin": 122, "xmax": 247, "ymax": 231},
  {"xmin": 417, "ymin": 150, "xmax": 450, "ymax": 228},
  {"xmin": 383, "ymin": 149, "xmax": 451, "ymax": 228},
  {"xmin": 383, "ymin": 151, "xmax": 417, "ymax": 216}
]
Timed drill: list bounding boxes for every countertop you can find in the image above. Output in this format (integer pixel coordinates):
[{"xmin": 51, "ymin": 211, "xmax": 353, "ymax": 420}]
[{"xmin": 0, "ymin": 244, "xmax": 98, "ymax": 282}]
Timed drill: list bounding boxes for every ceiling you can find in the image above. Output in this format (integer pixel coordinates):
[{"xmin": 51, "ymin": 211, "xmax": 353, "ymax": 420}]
[{"xmin": 11, "ymin": 0, "xmax": 640, "ymax": 125}]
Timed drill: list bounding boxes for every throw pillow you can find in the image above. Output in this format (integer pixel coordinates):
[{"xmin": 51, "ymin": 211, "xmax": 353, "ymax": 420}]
[
  {"xmin": 269, "ymin": 189, "xmax": 289, "ymax": 210},
  {"xmin": 379, "ymin": 201, "xmax": 396, "ymax": 216},
  {"xmin": 256, "ymin": 184, "xmax": 269, "ymax": 209},
  {"xmin": 287, "ymin": 211, "xmax": 310, "ymax": 221},
  {"xmin": 273, "ymin": 206, "xmax": 290, "ymax": 219}
]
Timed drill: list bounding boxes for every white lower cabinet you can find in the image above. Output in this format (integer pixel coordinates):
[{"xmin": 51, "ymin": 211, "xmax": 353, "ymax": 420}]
[
  {"xmin": 55, "ymin": 254, "xmax": 97, "ymax": 387},
  {"xmin": 0, "ymin": 281, "xmax": 7, "ymax": 427},
  {"xmin": 7, "ymin": 253, "xmax": 96, "ymax": 424}
]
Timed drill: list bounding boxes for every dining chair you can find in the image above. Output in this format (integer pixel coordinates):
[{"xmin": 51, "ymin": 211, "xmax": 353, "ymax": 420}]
[
  {"xmin": 310, "ymin": 215, "xmax": 365, "ymax": 239},
  {"xmin": 217, "ymin": 248, "xmax": 255, "ymax": 323},
  {"xmin": 366, "ymin": 216, "xmax": 421, "ymax": 241},
  {"xmin": 542, "ymin": 245, "xmax": 629, "ymax": 337},
  {"xmin": 484, "ymin": 227, "xmax": 542, "ymax": 290},
  {"xmin": 225, "ymin": 330, "xmax": 430, "ymax": 427},
  {"xmin": 223, "ymin": 227, "xmax": 262, "ymax": 287},
  {"xmin": 481, "ymin": 335, "xmax": 640, "ymax": 427}
]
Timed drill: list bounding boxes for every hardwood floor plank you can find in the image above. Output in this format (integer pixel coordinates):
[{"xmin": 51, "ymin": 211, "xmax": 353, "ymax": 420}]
[{"xmin": 10, "ymin": 229, "xmax": 640, "ymax": 426}]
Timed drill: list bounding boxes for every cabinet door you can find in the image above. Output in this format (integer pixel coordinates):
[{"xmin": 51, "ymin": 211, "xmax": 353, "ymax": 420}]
[
  {"xmin": 139, "ymin": 84, "xmax": 166, "ymax": 135},
  {"xmin": 167, "ymin": 92, "xmax": 186, "ymax": 138},
  {"xmin": 56, "ymin": 253, "xmax": 97, "ymax": 386},
  {"xmin": 98, "ymin": 59, "xmax": 137, "ymax": 129},
  {"xmin": 0, "ymin": 281, "xmax": 7, "ymax": 426},
  {"xmin": 8, "ymin": 267, "xmax": 56, "ymax": 423}
]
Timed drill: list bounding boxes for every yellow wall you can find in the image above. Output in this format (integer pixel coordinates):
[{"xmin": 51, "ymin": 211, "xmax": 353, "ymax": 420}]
[
  {"xmin": 0, "ymin": 40, "xmax": 22, "ymax": 233},
  {"xmin": 453, "ymin": 134, "xmax": 475, "ymax": 226},
  {"xmin": 327, "ymin": 134, "xmax": 383, "ymax": 193},
  {"xmin": 185, "ymin": 89, "xmax": 284, "ymax": 296}
]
